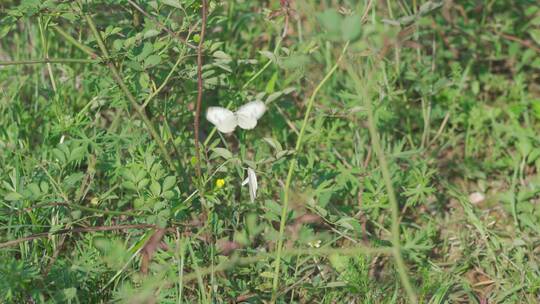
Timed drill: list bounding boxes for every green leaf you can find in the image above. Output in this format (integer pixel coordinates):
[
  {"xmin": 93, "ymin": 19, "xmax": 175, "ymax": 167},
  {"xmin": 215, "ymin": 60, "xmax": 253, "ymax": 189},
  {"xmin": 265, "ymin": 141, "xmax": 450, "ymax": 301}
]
[
  {"xmin": 161, "ymin": 0, "xmax": 182, "ymax": 9},
  {"xmin": 63, "ymin": 287, "xmax": 77, "ymax": 300},
  {"xmin": 52, "ymin": 148, "xmax": 66, "ymax": 164},
  {"xmin": 69, "ymin": 146, "xmax": 87, "ymax": 163},
  {"xmin": 259, "ymin": 50, "xmax": 277, "ymax": 63},
  {"xmin": 212, "ymin": 147, "xmax": 233, "ymax": 160},
  {"xmin": 162, "ymin": 176, "xmax": 176, "ymax": 191},
  {"xmin": 144, "ymin": 54, "xmax": 162, "ymax": 68},
  {"xmin": 156, "ymin": 209, "xmax": 170, "ymax": 228},
  {"xmin": 70, "ymin": 210, "xmax": 82, "ymax": 220},
  {"xmin": 341, "ymin": 14, "xmax": 362, "ymax": 41},
  {"xmin": 27, "ymin": 183, "xmax": 41, "ymax": 197},
  {"xmin": 139, "ymin": 43, "xmax": 154, "ymax": 61},
  {"xmin": 265, "ymin": 71, "xmax": 278, "ymax": 93},
  {"xmin": 137, "ymin": 178, "xmax": 150, "ymax": 189},
  {"xmin": 40, "ymin": 181, "xmax": 49, "ymax": 193},
  {"xmin": 64, "ymin": 173, "xmax": 84, "ymax": 187},
  {"xmin": 213, "ymin": 50, "xmax": 232, "ymax": 61},
  {"xmin": 530, "ymin": 29, "xmax": 540, "ymax": 46},
  {"xmin": 139, "ymin": 72, "xmax": 150, "ymax": 88},
  {"xmin": 532, "ymin": 100, "xmax": 540, "ymax": 119},
  {"xmin": 143, "ymin": 29, "xmax": 160, "ymax": 39},
  {"xmin": 329, "ymin": 254, "xmax": 350, "ymax": 273},
  {"xmin": 150, "ymin": 181, "xmax": 161, "ymax": 196},
  {"xmin": 263, "ymin": 137, "xmax": 283, "ymax": 152},
  {"xmin": 318, "ymin": 9, "xmax": 343, "ymax": 38},
  {"xmin": 335, "ymin": 217, "xmax": 362, "ymax": 232},
  {"xmin": 122, "ymin": 181, "xmax": 137, "ymax": 191},
  {"xmin": 162, "ymin": 190, "xmax": 175, "ymax": 200},
  {"xmin": 5, "ymin": 192, "xmax": 23, "ymax": 201}
]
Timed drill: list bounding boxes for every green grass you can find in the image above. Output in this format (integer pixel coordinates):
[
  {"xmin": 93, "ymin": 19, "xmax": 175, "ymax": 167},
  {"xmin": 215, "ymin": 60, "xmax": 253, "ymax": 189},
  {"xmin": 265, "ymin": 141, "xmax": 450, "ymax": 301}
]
[{"xmin": 1, "ymin": 0, "xmax": 540, "ymax": 303}]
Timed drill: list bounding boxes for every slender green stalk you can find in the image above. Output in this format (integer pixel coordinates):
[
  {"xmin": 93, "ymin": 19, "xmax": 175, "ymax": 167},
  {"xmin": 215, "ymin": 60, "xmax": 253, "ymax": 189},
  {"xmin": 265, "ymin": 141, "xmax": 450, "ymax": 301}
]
[
  {"xmin": 0, "ymin": 58, "xmax": 100, "ymax": 66},
  {"xmin": 510, "ymin": 158, "xmax": 521, "ymax": 229},
  {"xmin": 176, "ymin": 232, "xmax": 186, "ymax": 304},
  {"xmin": 82, "ymin": 12, "xmax": 177, "ymax": 171},
  {"xmin": 52, "ymin": 25, "xmax": 98, "ymax": 58},
  {"xmin": 142, "ymin": 53, "xmax": 190, "ymax": 108},
  {"xmin": 346, "ymin": 65, "xmax": 417, "ymax": 303},
  {"xmin": 270, "ymin": 42, "xmax": 349, "ymax": 302},
  {"xmin": 38, "ymin": 17, "xmax": 57, "ymax": 93}
]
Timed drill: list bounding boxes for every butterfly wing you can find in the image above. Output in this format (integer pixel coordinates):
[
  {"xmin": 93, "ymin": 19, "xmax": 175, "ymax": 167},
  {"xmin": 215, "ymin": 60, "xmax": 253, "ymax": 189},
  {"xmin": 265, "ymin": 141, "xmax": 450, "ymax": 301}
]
[
  {"xmin": 236, "ymin": 100, "xmax": 266, "ymax": 130},
  {"xmin": 242, "ymin": 167, "xmax": 258, "ymax": 202},
  {"xmin": 206, "ymin": 107, "xmax": 237, "ymax": 133}
]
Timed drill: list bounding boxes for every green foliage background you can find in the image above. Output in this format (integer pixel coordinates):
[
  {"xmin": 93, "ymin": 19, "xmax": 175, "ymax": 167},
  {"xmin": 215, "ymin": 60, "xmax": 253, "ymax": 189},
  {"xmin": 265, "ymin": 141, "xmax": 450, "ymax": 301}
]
[{"xmin": 1, "ymin": 0, "xmax": 539, "ymax": 303}]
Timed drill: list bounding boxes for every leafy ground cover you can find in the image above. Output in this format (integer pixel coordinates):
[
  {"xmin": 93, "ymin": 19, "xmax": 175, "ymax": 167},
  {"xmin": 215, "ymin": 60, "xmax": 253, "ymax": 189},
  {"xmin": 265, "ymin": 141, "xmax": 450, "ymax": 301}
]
[{"xmin": 1, "ymin": 0, "xmax": 540, "ymax": 303}]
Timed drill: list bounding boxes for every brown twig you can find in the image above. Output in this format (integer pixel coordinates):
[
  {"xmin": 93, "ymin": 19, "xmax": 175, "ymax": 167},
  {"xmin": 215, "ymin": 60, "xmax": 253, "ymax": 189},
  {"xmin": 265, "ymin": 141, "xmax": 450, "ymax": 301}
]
[
  {"xmin": 498, "ymin": 31, "xmax": 540, "ymax": 53},
  {"xmin": 42, "ymin": 235, "xmax": 67, "ymax": 278},
  {"xmin": 0, "ymin": 224, "xmax": 157, "ymax": 249},
  {"xmin": 140, "ymin": 228, "xmax": 168, "ymax": 274},
  {"xmin": 193, "ymin": 0, "xmax": 208, "ymax": 179},
  {"xmin": 126, "ymin": 0, "xmax": 197, "ymax": 50},
  {"xmin": 360, "ymin": 0, "xmax": 374, "ymax": 22}
]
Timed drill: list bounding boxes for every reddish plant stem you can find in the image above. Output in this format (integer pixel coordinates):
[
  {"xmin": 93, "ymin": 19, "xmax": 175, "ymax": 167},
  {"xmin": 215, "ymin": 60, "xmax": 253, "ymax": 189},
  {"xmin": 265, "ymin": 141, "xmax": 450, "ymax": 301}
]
[{"xmin": 194, "ymin": 0, "xmax": 208, "ymax": 180}]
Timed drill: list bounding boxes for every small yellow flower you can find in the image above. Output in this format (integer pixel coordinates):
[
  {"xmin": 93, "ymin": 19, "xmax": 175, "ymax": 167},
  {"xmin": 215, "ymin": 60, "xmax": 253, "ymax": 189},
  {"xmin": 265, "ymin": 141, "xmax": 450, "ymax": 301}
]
[{"xmin": 216, "ymin": 178, "xmax": 225, "ymax": 189}]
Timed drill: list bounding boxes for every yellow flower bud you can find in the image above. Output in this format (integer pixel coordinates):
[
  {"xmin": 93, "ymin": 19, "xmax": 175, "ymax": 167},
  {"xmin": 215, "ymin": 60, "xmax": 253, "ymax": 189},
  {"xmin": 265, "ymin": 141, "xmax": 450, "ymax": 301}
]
[{"xmin": 216, "ymin": 178, "xmax": 225, "ymax": 189}]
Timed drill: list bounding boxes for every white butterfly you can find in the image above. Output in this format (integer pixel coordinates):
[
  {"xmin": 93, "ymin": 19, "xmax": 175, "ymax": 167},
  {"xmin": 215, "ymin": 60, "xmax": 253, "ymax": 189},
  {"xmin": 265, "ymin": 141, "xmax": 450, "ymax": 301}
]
[
  {"xmin": 206, "ymin": 101, "xmax": 267, "ymax": 133},
  {"xmin": 241, "ymin": 167, "xmax": 258, "ymax": 202}
]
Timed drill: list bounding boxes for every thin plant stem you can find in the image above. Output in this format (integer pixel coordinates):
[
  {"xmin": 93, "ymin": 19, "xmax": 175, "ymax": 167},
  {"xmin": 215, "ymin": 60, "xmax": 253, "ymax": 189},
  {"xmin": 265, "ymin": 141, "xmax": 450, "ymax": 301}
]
[
  {"xmin": 0, "ymin": 224, "xmax": 157, "ymax": 249},
  {"xmin": 241, "ymin": 37, "xmax": 282, "ymax": 90},
  {"xmin": 346, "ymin": 65, "xmax": 418, "ymax": 303},
  {"xmin": 176, "ymin": 231, "xmax": 186, "ymax": 304},
  {"xmin": 52, "ymin": 25, "xmax": 98, "ymax": 58},
  {"xmin": 82, "ymin": 11, "xmax": 177, "ymax": 171},
  {"xmin": 142, "ymin": 53, "xmax": 191, "ymax": 108},
  {"xmin": 38, "ymin": 17, "xmax": 57, "ymax": 93},
  {"xmin": 194, "ymin": 0, "xmax": 208, "ymax": 180},
  {"xmin": 510, "ymin": 158, "xmax": 521, "ymax": 229},
  {"xmin": 270, "ymin": 41, "xmax": 350, "ymax": 302},
  {"xmin": 0, "ymin": 58, "xmax": 100, "ymax": 66}
]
